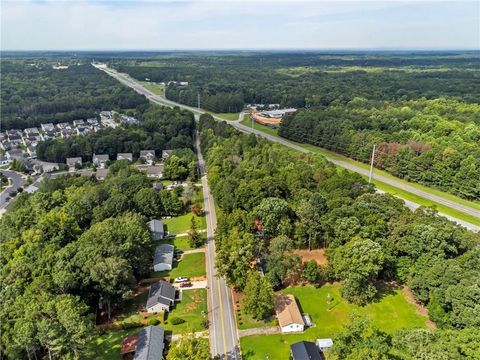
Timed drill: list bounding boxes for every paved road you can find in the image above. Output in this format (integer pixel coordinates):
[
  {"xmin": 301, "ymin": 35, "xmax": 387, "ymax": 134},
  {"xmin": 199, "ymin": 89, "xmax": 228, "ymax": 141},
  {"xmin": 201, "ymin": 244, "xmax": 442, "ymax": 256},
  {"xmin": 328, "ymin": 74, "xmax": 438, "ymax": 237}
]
[
  {"xmin": 0, "ymin": 170, "xmax": 26, "ymax": 210},
  {"xmin": 95, "ymin": 64, "xmax": 479, "ymax": 232},
  {"xmin": 196, "ymin": 131, "xmax": 241, "ymax": 359}
]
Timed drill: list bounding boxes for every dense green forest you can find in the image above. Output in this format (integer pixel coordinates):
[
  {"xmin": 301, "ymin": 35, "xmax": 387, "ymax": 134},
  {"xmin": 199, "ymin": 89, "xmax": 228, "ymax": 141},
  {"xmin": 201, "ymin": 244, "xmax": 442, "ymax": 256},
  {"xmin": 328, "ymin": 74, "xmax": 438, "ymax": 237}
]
[
  {"xmin": 112, "ymin": 52, "xmax": 480, "ymax": 199},
  {"xmin": 0, "ymin": 105, "xmax": 196, "ymax": 359},
  {"xmin": 0, "ymin": 60, "xmax": 148, "ymax": 129},
  {"xmin": 199, "ymin": 115, "xmax": 480, "ymax": 357},
  {"xmin": 36, "ymin": 104, "xmax": 195, "ymax": 163},
  {"xmin": 279, "ymin": 98, "xmax": 480, "ymax": 200}
]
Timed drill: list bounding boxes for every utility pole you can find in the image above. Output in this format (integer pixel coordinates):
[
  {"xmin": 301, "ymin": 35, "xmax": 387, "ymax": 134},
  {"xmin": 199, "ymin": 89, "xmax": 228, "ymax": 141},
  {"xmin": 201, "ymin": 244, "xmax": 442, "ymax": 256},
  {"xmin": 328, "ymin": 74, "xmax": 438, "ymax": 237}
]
[
  {"xmin": 368, "ymin": 144, "xmax": 376, "ymax": 184},
  {"xmin": 197, "ymin": 92, "xmax": 201, "ymax": 110}
]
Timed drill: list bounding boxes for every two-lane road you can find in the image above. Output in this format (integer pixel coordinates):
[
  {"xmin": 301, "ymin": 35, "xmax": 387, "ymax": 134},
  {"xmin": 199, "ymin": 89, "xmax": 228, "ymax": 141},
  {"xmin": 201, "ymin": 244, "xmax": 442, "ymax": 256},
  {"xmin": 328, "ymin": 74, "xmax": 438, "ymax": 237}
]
[
  {"xmin": 0, "ymin": 170, "xmax": 25, "ymax": 210},
  {"xmin": 94, "ymin": 63, "xmax": 479, "ymax": 232},
  {"xmin": 196, "ymin": 132, "xmax": 241, "ymax": 359}
]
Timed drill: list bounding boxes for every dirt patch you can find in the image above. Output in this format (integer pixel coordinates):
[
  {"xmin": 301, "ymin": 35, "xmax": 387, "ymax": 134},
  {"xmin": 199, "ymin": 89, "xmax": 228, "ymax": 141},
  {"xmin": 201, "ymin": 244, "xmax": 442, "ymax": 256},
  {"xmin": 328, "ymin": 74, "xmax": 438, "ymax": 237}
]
[
  {"xmin": 294, "ymin": 249, "xmax": 328, "ymax": 265},
  {"xmin": 402, "ymin": 286, "xmax": 436, "ymax": 330}
]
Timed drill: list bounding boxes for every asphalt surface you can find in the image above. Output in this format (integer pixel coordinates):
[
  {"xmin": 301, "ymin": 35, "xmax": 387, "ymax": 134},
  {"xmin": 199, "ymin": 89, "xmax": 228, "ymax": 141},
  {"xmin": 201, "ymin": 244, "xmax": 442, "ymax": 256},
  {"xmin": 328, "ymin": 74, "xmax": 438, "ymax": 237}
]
[
  {"xmin": 0, "ymin": 170, "xmax": 25, "ymax": 210},
  {"xmin": 196, "ymin": 132, "xmax": 241, "ymax": 359},
  {"xmin": 95, "ymin": 63, "xmax": 479, "ymax": 232}
]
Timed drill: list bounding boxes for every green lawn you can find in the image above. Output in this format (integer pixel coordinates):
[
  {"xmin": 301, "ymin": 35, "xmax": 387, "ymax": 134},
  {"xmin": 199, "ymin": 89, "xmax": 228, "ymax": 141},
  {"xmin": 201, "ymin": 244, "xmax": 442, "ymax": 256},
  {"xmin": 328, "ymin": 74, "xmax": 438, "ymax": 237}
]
[
  {"xmin": 214, "ymin": 112, "xmax": 241, "ymax": 121},
  {"xmin": 160, "ymin": 235, "xmax": 199, "ymax": 251},
  {"xmin": 163, "ymin": 213, "xmax": 207, "ymax": 234},
  {"xmin": 92, "ymin": 289, "xmax": 208, "ymax": 359},
  {"xmin": 240, "ymin": 118, "xmax": 480, "ymax": 226},
  {"xmin": 240, "ymin": 284, "xmax": 428, "ymax": 360},
  {"xmin": 140, "ymin": 81, "xmax": 164, "ymax": 96},
  {"xmin": 151, "ymin": 252, "xmax": 206, "ymax": 279}
]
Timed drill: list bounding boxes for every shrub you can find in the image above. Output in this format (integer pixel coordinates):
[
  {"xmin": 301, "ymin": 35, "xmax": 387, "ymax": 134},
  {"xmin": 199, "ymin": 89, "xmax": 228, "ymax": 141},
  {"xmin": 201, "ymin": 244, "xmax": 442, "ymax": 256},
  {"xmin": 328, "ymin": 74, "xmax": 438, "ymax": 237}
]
[
  {"xmin": 170, "ymin": 317, "xmax": 186, "ymax": 325},
  {"xmin": 147, "ymin": 318, "xmax": 159, "ymax": 326},
  {"xmin": 121, "ymin": 321, "xmax": 142, "ymax": 330}
]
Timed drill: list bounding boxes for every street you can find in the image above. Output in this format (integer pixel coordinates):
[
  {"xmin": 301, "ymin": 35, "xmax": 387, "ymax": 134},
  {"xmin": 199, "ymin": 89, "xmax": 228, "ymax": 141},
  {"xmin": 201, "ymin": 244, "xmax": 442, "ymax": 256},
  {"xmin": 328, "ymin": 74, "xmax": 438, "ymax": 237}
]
[
  {"xmin": 0, "ymin": 169, "xmax": 25, "ymax": 210},
  {"xmin": 196, "ymin": 131, "xmax": 241, "ymax": 359}
]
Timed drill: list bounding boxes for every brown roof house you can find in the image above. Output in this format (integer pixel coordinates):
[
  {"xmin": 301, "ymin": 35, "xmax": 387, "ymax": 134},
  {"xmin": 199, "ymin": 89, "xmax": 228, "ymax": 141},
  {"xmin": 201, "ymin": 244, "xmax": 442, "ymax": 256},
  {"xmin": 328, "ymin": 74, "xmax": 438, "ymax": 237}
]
[{"xmin": 275, "ymin": 294, "xmax": 305, "ymax": 333}]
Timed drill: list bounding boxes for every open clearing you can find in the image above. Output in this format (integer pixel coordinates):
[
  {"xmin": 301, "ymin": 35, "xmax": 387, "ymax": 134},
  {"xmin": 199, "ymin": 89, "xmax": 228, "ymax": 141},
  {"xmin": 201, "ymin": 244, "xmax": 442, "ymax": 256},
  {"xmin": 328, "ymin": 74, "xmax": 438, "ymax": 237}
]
[
  {"xmin": 294, "ymin": 249, "xmax": 327, "ymax": 265},
  {"xmin": 240, "ymin": 283, "xmax": 428, "ymax": 360}
]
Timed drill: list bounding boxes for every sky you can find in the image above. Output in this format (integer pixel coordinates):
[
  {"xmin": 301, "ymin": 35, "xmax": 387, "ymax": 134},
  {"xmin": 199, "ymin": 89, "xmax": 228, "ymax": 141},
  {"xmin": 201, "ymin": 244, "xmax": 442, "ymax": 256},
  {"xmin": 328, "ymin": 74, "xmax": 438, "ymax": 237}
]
[{"xmin": 1, "ymin": 0, "xmax": 479, "ymax": 51}]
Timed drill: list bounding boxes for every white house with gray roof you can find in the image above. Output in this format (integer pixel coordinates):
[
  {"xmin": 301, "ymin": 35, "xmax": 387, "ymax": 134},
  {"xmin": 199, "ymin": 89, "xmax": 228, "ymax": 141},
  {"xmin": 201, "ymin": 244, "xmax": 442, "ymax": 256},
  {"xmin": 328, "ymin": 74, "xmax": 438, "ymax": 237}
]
[
  {"xmin": 93, "ymin": 154, "xmax": 109, "ymax": 168},
  {"xmin": 133, "ymin": 326, "xmax": 165, "ymax": 360},
  {"xmin": 140, "ymin": 150, "xmax": 156, "ymax": 165},
  {"xmin": 117, "ymin": 153, "xmax": 133, "ymax": 162},
  {"xmin": 153, "ymin": 244, "xmax": 174, "ymax": 272},
  {"xmin": 146, "ymin": 280, "xmax": 176, "ymax": 313}
]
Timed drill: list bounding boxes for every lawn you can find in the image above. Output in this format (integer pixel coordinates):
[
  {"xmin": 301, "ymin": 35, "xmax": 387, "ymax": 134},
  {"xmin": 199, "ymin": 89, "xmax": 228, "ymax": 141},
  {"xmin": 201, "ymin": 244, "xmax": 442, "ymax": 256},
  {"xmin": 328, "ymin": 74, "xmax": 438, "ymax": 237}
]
[
  {"xmin": 140, "ymin": 81, "xmax": 164, "ymax": 96},
  {"xmin": 151, "ymin": 252, "xmax": 206, "ymax": 279},
  {"xmin": 163, "ymin": 213, "xmax": 207, "ymax": 234},
  {"xmin": 214, "ymin": 112, "xmax": 241, "ymax": 121},
  {"xmin": 160, "ymin": 235, "xmax": 199, "ymax": 251},
  {"xmin": 240, "ymin": 118, "xmax": 480, "ymax": 226},
  {"xmin": 240, "ymin": 284, "xmax": 428, "ymax": 360},
  {"xmin": 92, "ymin": 289, "xmax": 208, "ymax": 359}
]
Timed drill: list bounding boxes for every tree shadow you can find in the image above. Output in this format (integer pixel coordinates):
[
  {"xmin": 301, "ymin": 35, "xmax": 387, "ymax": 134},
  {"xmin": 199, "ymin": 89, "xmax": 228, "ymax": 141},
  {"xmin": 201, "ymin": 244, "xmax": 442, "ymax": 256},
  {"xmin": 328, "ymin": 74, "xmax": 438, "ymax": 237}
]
[{"xmin": 371, "ymin": 281, "xmax": 401, "ymax": 303}]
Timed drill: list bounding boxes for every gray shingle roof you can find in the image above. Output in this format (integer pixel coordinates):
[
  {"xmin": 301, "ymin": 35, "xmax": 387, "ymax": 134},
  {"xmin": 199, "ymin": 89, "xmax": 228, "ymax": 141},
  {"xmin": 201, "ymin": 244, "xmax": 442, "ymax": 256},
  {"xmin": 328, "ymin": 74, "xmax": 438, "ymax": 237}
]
[
  {"xmin": 290, "ymin": 341, "xmax": 322, "ymax": 360},
  {"xmin": 133, "ymin": 326, "xmax": 165, "ymax": 360},
  {"xmin": 148, "ymin": 220, "xmax": 164, "ymax": 235},
  {"xmin": 146, "ymin": 280, "xmax": 176, "ymax": 309},
  {"xmin": 153, "ymin": 244, "xmax": 174, "ymax": 268}
]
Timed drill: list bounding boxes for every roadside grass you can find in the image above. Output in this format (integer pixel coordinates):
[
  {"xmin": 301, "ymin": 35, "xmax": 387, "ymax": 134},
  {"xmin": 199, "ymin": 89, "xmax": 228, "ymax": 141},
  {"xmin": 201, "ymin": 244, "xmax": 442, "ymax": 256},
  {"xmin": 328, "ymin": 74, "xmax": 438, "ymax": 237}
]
[
  {"xmin": 240, "ymin": 284, "xmax": 428, "ymax": 360},
  {"xmin": 234, "ymin": 293, "xmax": 276, "ymax": 330},
  {"xmin": 214, "ymin": 112, "xmax": 241, "ymax": 121},
  {"xmin": 164, "ymin": 213, "xmax": 207, "ymax": 234},
  {"xmin": 92, "ymin": 290, "xmax": 208, "ymax": 359},
  {"xmin": 151, "ymin": 252, "xmax": 206, "ymax": 279},
  {"xmin": 139, "ymin": 81, "xmax": 164, "ymax": 96},
  {"xmin": 240, "ymin": 118, "xmax": 480, "ymax": 225}
]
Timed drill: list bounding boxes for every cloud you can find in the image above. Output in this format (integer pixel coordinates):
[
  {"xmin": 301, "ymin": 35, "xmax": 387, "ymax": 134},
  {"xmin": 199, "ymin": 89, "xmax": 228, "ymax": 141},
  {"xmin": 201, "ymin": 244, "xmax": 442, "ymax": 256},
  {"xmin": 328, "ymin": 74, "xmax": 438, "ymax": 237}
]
[{"xmin": 1, "ymin": 0, "xmax": 479, "ymax": 50}]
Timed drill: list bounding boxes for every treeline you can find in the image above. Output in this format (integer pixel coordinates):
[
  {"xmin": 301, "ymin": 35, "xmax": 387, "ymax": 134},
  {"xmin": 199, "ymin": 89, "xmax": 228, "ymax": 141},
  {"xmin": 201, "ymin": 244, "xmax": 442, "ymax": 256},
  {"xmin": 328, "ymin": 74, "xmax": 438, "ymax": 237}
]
[
  {"xmin": 36, "ymin": 104, "xmax": 195, "ymax": 163},
  {"xmin": 0, "ymin": 162, "xmax": 188, "ymax": 359},
  {"xmin": 199, "ymin": 115, "xmax": 480, "ymax": 351},
  {"xmin": 279, "ymin": 98, "xmax": 480, "ymax": 200},
  {"xmin": 0, "ymin": 60, "xmax": 148, "ymax": 130}
]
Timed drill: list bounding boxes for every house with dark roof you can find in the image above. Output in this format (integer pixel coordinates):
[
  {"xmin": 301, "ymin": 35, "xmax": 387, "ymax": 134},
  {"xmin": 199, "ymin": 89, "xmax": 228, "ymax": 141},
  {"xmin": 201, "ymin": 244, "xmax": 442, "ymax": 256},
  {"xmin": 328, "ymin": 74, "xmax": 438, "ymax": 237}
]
[
  {"xmin": 147, "ymin": 219, "xmax": 165, "ymax": 240},
  {"xmin": 290, "ymin": 341, "xmax": 322, "ymax": 360},
  {"xmin": 146, "ymin": 280, "xmax": 176, "ymax": 313},
  {"xmin": 133, "ymin": 326, "xmax": 165, "ymax": 360},
  {"xmin": 153, "ymin": 244, "xmax": 174, "ymax": 272}
]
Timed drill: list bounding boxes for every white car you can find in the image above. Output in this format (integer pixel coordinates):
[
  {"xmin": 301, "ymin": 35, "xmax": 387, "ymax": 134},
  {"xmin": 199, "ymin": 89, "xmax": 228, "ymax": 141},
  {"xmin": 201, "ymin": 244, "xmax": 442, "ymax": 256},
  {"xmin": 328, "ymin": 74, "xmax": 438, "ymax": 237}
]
[{"xmin": 174, "ymin": 277, "xmax": 189, "ymax": 283}]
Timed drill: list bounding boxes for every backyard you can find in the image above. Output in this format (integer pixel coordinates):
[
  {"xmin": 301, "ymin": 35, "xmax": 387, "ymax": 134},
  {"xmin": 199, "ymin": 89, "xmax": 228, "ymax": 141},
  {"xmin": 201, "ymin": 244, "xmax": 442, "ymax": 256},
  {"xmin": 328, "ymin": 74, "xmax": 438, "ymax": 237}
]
[
  {"xmin": 150, "ymin": 252, "xmax": 206, "ymax": 280},
  {"xmin": 163, "ymin": 213, "xmax": 206, "ymax": 235},
  {"xmin": 240, "ymin": 283, "xmax": 428, "ymax": 360}
]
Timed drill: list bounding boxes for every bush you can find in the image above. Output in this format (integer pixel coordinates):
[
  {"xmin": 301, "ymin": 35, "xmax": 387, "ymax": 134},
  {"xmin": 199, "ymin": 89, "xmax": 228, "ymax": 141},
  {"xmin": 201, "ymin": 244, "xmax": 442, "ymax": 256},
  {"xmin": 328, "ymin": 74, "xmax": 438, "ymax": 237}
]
[
  {"xmin": 121, "ymin": 321, "xmax": 142, "ymax": 330},
  {"xmin": 170, "ymin": 317, "xmax": 186, "ymax": 325},
  {"xmin": 147, "ymin": 318, "xmax": 159, "ymax": 326}
]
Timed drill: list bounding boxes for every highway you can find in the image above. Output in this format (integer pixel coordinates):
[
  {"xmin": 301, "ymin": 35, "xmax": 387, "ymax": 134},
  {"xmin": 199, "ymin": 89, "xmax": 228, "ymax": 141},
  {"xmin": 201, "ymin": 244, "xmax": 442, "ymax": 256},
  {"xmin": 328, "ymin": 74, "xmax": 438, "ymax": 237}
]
[
  {"xmin": 0, "ymin": 170, "xmax": 26, "ymax": 211},
  {"xmin": 196, "ymin": 131, "xmax": 241, "ymax": 359},
  {"xmin": 94, "ymin": 63, "xmax": 479, "ymax": 232}
]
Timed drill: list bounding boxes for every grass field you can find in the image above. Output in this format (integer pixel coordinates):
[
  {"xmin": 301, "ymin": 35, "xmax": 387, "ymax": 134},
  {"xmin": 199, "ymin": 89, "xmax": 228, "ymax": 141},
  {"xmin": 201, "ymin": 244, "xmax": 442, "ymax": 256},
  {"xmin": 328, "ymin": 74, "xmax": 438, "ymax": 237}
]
[
  {"xmin": 240, "ymin": 118, "xmax": 480, "ymax": 226},
  {"xmin": 163, "ymin": 213, "xmax": 207, "ymax": 234},
  {"xmin": 214, "ymin": 112, "xmax": 241, "ymax": 121},
  {"xmin": 139, "ymin": 81, "xmax": 164, "ymax": 96},
  {"xmin": 92, "ymin": 289, "xmax": 207, "ymax": 359},
  {"xmin": 151, "ymin": 252, "xmax": 206, "ymax": 279},
  {"xmin": 160, "ymin": 235, "xmax": 200, "ymax": 251},
  {"xmin": 240, "ymin": 284, "xmax": 428, "ymax": 360}
]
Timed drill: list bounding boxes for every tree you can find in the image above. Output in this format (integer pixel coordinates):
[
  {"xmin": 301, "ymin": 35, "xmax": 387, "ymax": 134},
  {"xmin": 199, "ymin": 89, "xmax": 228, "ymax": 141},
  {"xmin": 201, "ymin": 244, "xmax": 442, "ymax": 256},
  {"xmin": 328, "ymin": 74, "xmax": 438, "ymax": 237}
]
[
  {"xmin": 265, "ymin": 235, "xmax": 300, "ymax": 289},
  {"xmin": 332, "ymin": 239, "xmax": 385, "ymax": 304},
  {"xmin": 166, "ymin": 335, "xmax": 210, "ymax": 360},
  {"xmin": 301, "ymin": 260, "xmax": 320, "ymax": 284},
  {"xmin": 188, "ymin": 216, "xmax": 203, "ymax": 248},
  {"xmin": 254, "ymin": 197, "xmax": 292, "ymax": 238},
  {"xmin": 296, "ymin": 193, "xmax": 327, "ymax": 249},
  {"xmin": 163, "ymin": 155, "xmax": 189, "ymax": 180},
  {"xmin": 134, "ymin": 187, "xmax": 162, "ymax": 218},
  {"xmin": 244, "ymin": 271, "xmax": 275, "ymax": 320}
]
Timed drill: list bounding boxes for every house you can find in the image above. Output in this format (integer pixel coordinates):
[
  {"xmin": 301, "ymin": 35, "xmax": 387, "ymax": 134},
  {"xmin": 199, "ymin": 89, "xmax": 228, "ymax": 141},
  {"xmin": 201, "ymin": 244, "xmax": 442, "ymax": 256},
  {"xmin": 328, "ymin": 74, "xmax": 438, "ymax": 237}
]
[
  {"xmin": 24, "ymin": 127, "xmax": 40, "ymax": 136},
  {"xmin": 153, "ymin": 244, "xmax": 174, "ymax": 272},
  {"xmin": 117, "ymin": 153, "xmax": 133, "ymax": 162},
  {"xmin": 76, "ymin": 126, "xmax": 90, "ymax": 136},
  {"xmin": 316, "ymin": 339, "xmax": 333, "ymax": 352},
  {"xmin": 59, "ymin": 129, "xmax": 74, "ymax": 139},
  {"xmin": 0, "ymin": 155, "xmax": 11, "ymax": 166},
  {"xmin": 146, "ymin": 165, "xmax": 164, "ymax": 178},
  {"xmin": 161, "ymin": 150, "xmax": 173, "ymax": 161},
  {"xmin": 147, "ymin": 219, "xmax": 165, "ymax": 240},
  {"xmin": 41, "ymin": 123, "xmax": 55, "ymax": 132},
  {"xmin": 66, "ymin": 157, "xmax": 82, "ymax": 169},
  {"xmin": 73, "ymin": 119, "xmax": 85, "ymax": 127},
  {"xmin": 93, "ymin": 154, "xmax": 109, "ymax": 168},
  {"xmin": 290, "ymin": 341, "xmax": 322, "ymax": 360},
  {"xmin": 27, "ymin": 146, "xmax": 37, "ymax": 158},
  {"xmin": 140, "ymin": 150, "xmax": 156, "ymax": 165},
  {"xmin": 56, "ymin": 122, "xmax": 71, "ymax": 130},
  {"xmin": 146, "ymin": 280, "xmax": 176, "ymax": 313},
  {"xmin": 87, "ymin": 118, "xmax": 99, "ymax": 126},
  {"xmin": 5, "ymin": 149, "xmax": 24, "ymax": 161},
  {"xmin": 275, "ymin": 294, "xmax": 305, "ymax": 333},
  {"xmin": 95, "ymin": 168, "xmax": 108, "ymax": 180},
  {"xmin": 133, "ymin": 326, "xmax": 165, "ymax": 360},
  {"xmin": 100, "ymin": 111, "xmax": 113, "ymax": 120}
]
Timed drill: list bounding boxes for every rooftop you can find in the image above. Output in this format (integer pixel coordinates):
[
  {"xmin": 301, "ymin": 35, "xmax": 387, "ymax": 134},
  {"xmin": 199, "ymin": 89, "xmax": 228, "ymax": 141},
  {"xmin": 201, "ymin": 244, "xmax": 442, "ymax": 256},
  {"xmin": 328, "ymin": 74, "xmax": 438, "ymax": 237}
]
[{"xmin": 275, "ymin": 294, "xmax": 305, "ymax": 328}]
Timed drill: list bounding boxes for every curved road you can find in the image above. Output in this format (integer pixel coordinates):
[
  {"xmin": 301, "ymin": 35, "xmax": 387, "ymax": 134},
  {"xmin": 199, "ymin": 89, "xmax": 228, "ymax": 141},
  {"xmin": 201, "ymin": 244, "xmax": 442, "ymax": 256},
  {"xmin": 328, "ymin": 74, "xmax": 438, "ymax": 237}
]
[
  {"xmin": 94, "ymin": 64, "xmax": 479, "ymax": 232},
  {"xmin": 0, "ymin": 170, "xmax": 25, "ymax": 210}
]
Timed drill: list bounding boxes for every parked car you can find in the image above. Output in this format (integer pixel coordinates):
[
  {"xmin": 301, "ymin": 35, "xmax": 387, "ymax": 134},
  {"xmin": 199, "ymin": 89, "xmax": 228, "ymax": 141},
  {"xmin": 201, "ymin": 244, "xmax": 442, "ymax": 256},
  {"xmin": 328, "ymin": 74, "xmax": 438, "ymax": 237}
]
[
  {"xmin": 174, "ymin": 276, "xmax": 189, "ymax": 283},
  {"xmin": 180, "ymin": 281, "xmax": 192, "ymax": 288}
]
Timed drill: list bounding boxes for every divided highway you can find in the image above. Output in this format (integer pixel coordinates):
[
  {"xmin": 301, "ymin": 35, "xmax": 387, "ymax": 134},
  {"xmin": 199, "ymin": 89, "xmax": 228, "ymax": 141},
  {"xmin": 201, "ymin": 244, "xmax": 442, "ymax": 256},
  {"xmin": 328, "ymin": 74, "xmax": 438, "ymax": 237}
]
[{"xmin": 94, "ymin": 63, "xmax": 479, "ymax": 232}]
